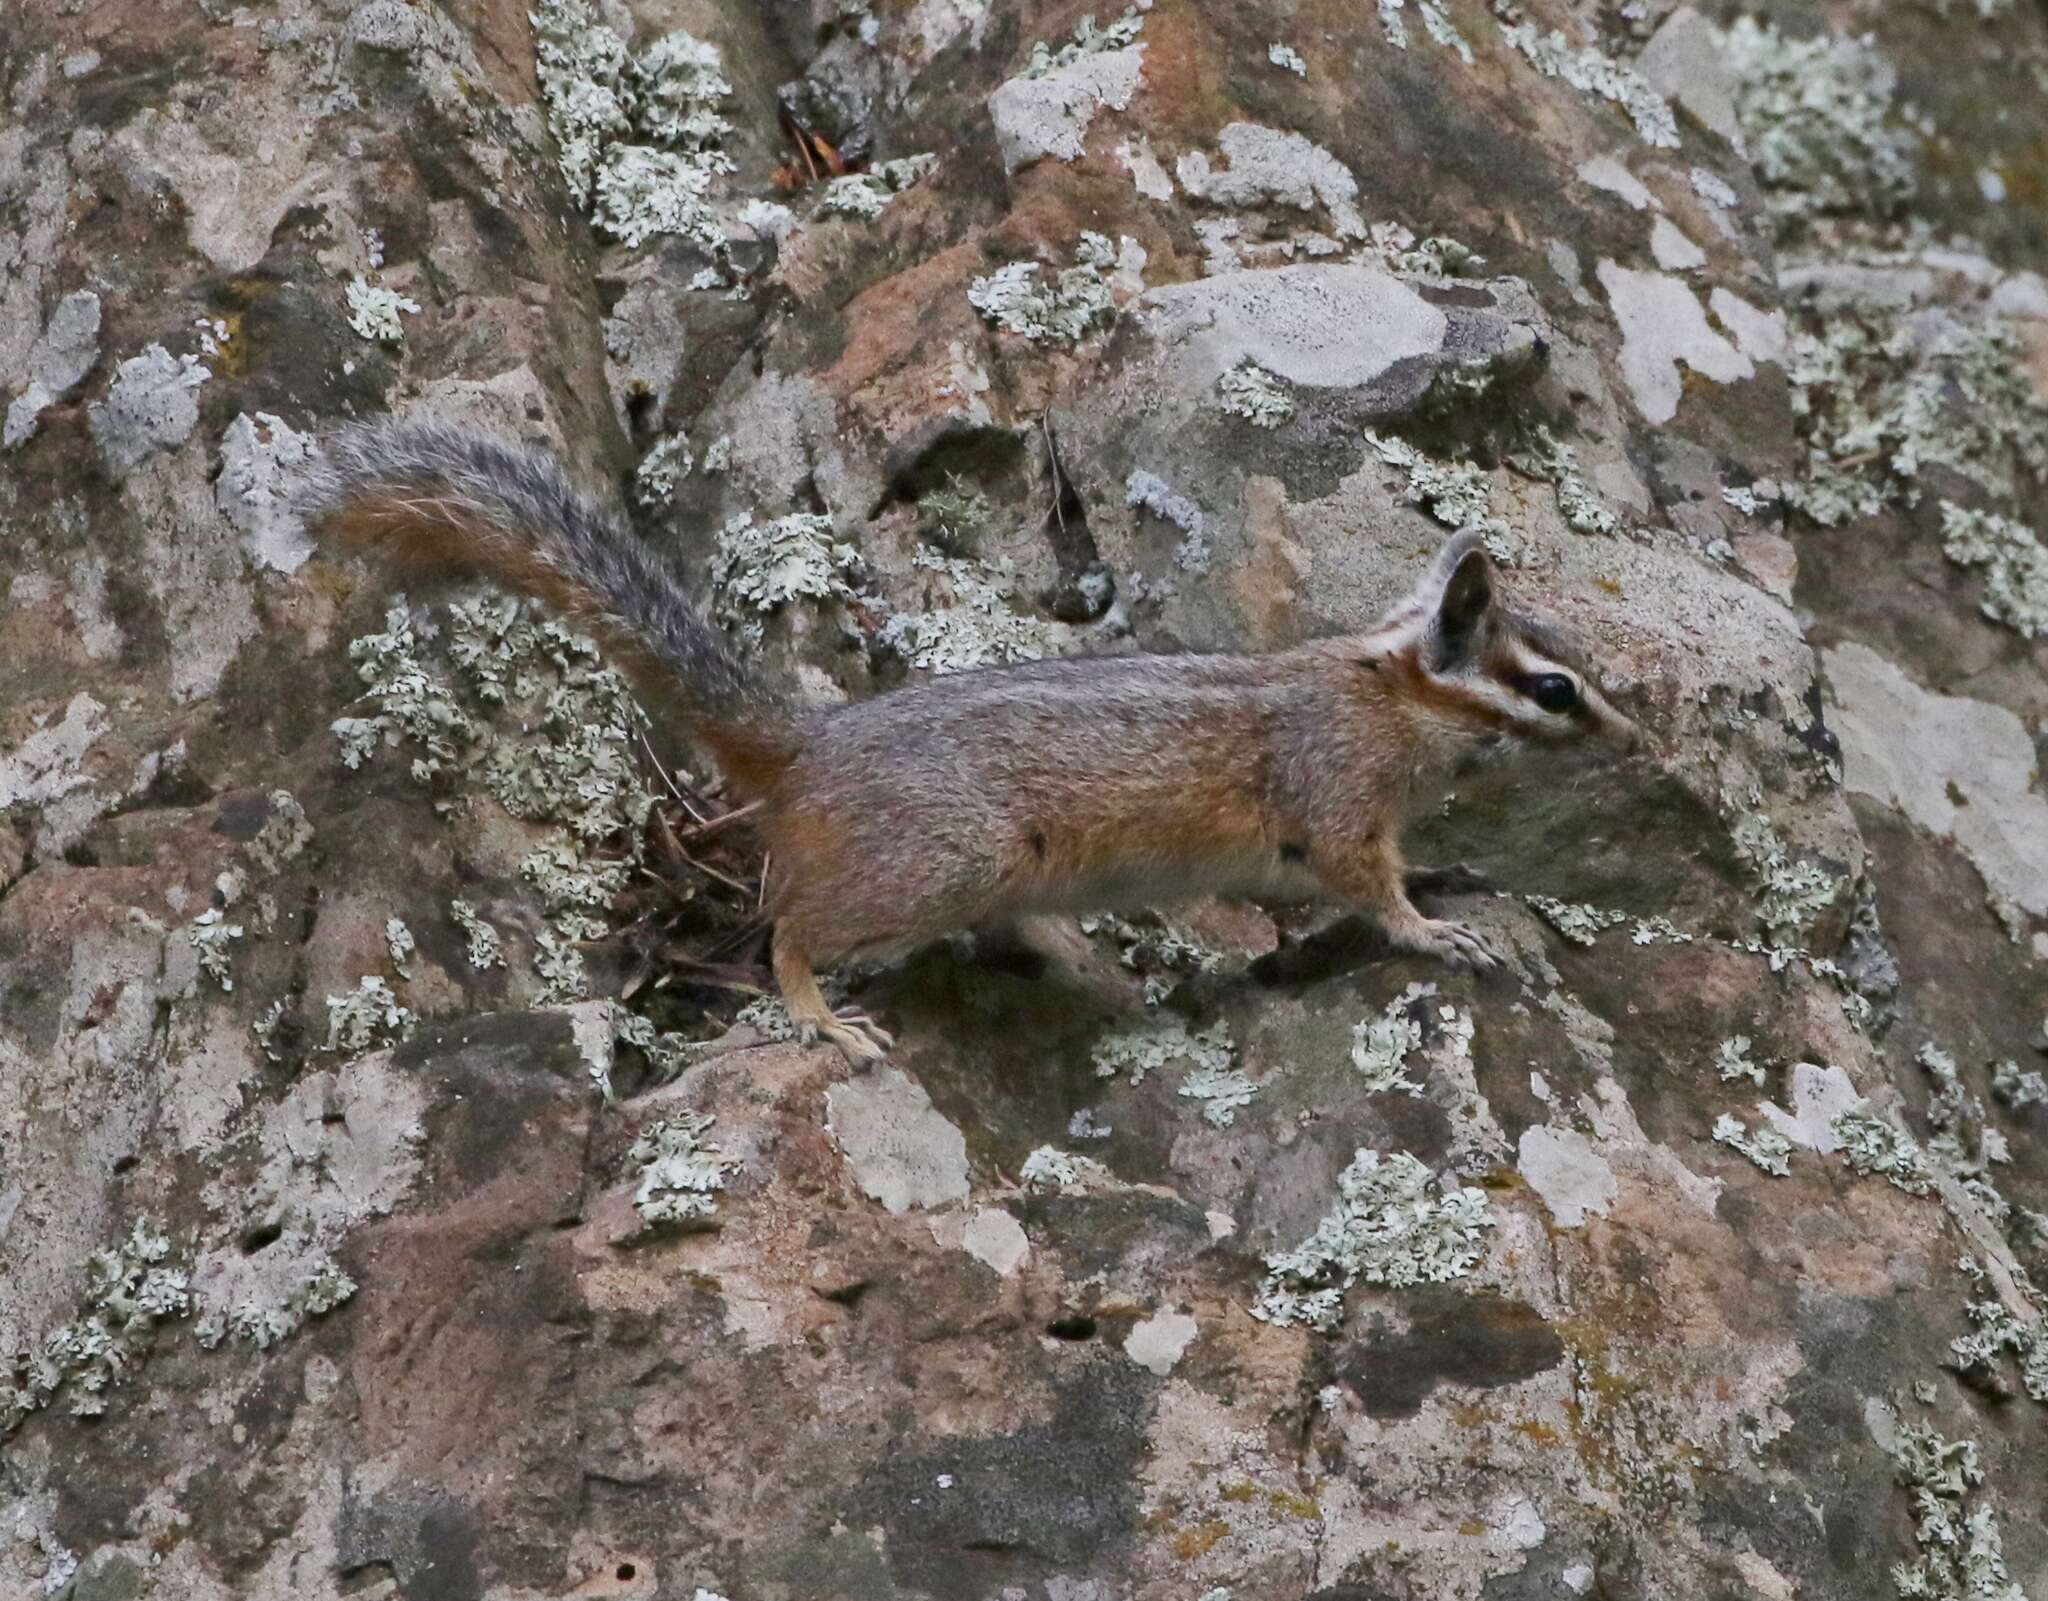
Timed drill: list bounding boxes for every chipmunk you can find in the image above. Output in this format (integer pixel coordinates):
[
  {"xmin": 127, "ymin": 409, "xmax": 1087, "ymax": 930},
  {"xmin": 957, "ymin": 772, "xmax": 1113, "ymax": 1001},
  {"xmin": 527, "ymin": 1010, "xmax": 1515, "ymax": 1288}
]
[{"xmin": 308, "ymin": 423, "xmax": 1640, "ymax": 1063}]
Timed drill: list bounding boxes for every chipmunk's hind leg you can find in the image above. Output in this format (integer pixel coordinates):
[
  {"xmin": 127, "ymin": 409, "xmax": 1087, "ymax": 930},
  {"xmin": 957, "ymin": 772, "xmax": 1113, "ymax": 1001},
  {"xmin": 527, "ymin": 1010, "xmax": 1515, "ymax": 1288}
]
[{"xmin": 773, "ymin": 928, "xmax": 892, "ymax": 1067}]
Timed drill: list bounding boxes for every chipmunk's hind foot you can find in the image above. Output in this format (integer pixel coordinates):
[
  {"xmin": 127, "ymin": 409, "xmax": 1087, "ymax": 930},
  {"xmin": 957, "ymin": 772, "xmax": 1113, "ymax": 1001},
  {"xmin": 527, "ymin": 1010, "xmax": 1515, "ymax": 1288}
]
[
  {"xmin": 1393, "ymin": 916, "xmax": 1500, "ymax": 972},
  {"xmin": 776, "ymin": 931, "xmax": 892, "ymax": 1068},
  {"xmin": 813, "ymin": 1008, "xmax": 892, "ymax": 1067}
]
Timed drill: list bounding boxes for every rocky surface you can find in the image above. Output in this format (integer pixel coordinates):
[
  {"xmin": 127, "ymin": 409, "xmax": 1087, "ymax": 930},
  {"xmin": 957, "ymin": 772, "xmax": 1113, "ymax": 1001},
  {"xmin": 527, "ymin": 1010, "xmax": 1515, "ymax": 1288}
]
[{"xmin": 3, "ymin": 1, "xmax": 2047, "ymax": 1598}]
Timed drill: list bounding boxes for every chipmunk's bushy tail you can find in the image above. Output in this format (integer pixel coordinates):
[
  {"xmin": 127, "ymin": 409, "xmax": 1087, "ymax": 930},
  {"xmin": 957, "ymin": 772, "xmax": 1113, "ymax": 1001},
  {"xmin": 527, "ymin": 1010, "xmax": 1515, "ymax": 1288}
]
[{"xmin": 303, "ymin": 420, "xmax": 796, "ymax": 794}]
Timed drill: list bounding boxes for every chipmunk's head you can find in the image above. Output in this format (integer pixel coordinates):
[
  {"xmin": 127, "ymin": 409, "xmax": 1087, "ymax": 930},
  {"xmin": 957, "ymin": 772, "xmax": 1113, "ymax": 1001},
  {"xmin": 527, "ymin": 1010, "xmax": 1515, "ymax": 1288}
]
[{"xmin": 1373, "ymin": 532, "xmax": 1641, "ymax": 755}]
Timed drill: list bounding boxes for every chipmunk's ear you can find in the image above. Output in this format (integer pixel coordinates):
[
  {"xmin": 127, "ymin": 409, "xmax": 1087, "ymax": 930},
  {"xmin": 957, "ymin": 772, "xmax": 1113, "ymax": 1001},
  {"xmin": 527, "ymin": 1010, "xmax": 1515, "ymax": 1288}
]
[{"xmin": 1424, "ymin": 533, "xmax": 1496, "ymax": 669}]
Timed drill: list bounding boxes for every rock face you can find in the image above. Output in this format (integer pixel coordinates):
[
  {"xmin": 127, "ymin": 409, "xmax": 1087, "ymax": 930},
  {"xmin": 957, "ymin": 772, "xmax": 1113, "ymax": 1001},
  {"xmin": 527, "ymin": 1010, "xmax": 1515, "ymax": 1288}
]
[{"xmin": 2, "ymin": 2, "xmax": 2046, "ymax": 1599}]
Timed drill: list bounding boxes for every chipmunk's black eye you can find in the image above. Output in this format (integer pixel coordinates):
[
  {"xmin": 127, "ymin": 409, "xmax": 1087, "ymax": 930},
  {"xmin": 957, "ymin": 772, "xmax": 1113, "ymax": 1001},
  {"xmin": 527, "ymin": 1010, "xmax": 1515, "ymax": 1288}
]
[{"xmin": 1518, "ymin": 672, "xmax": 1580, "ymax": 714}]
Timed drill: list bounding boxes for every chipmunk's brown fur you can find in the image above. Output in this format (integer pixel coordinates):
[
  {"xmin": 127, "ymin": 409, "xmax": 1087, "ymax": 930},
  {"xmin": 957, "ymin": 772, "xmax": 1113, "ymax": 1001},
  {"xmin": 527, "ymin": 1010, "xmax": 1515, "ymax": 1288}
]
[{"xmin": 307, "ymin": 423, "xmax": 1639, "ymax": 1063}]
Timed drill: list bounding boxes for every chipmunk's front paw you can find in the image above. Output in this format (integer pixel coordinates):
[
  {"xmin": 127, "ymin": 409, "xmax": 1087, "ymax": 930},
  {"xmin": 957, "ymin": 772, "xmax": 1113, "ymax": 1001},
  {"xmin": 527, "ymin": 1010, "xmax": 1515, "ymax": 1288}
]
[
  {"xmin": 1398, "ymin": 918, "xmax": 1499, "ymax": 972},
  {"xmin": 816, "ymin": 1008, "xmax": 892, "ymax": 1068}
]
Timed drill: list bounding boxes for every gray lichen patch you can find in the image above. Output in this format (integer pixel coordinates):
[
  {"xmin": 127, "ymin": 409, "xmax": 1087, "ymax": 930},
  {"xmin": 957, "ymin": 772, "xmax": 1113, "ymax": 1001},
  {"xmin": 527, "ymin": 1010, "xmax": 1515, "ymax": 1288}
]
[
  {"xmin": 1516, "ymin": 1124, "xmax": 1618, "ymax": 1226},
  {"xmin": 3, "ymin": 288, "xmax": 99, "ymax": 449},
  {"xmin": 87, "ymin": 344, "xmax": 209, "ymax": 480},
  {"xmin": 333, "ymin": 598, "xmax": 660, "ymax": 1001},
  {"xmin": 1124, "ymin": 469, "xmax": 1210, "ymax": 571},
  {"xmin": 990, "ymin": 14, "xmax": 1145, "ymax": 171},
  {"xmin": 1364, "ymin": 431, "xmax": 1516, "ymax": 562},
  {"xmin": 323, "ymin": 975, "xmax": 415, "ymax": 1055},
  {"xmin": 1826, "ymin": 642, "xmax": 2048, "ymax": 919},
  {"xmin": 816, "ymin": 154, "xmax": 938, "ymax": 220},
  {"xmin": 1596, "ymin": 261, "xmax": 1753, "ymax": 424},
  {"xmin": 1883, "ymin": 1419, "xmax": 2031, "ymax": 1600},
  {"xmin": 1783, "ymin": 315, "xmax": 2048, "ymax": 527},
  {"xmin": 825, "ymin": 1069, "xmax": 971, "ymax": 1215},
  {"xmin": 216, "ymin": 412, "xmax": 321, "ymax": 574},
  {"xmin": 1215, "ymin": 361, "xmax": 1294, "ymax": 427}
]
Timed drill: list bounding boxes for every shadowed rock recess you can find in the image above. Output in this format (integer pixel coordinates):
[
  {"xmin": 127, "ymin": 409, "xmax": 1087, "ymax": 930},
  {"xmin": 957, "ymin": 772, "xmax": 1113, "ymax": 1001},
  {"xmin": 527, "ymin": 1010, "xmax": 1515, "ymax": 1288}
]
[{"xmin": 5, "ymin": 0, "xmax": 2048, "ymax": 1596}]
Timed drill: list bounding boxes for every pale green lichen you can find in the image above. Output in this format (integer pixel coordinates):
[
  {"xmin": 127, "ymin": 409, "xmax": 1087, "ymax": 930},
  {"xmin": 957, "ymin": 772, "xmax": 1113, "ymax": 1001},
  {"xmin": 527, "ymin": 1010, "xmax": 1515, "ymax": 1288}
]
[
  {"xmin": 1885, "ymin": 1422, "xmax": 2027, "ymax": 1600},
  {"xmin": 1785, "ymin": 320, "xmax": 2048, "ymax": 526},
  {"xmin": 530, "ymin": 0, "xmax": 736, "ymax": 254},
  {"xmin": 1630, "ymin": 915, "xmax": 1695, "ymax": 946},
  {"xmin": 1020, "ymin": 1145, "xmax": 1113, "ymax": 1190},
  {"xmin": 450, "ymin": 899, "xmax": 505, "ymax": 969},
  {"xmin": 1350, "ymin": 983, "xmax": 1454, "ymax": 1096},
  {"xmin": 1510, "ymin": 426, "xmax": 1620, "ymax": 536},
  {"xmin": 816, "ymin": 154, "xmax": 939, "ymax": 220},
  {"xmin": 1716, "ymin": 1035, "xmax": 1767, "ymax": 1086},
  {"xmin": 1990, "ymin": 1059, "xmax": 2046, "ymax": 1111},
  {"xmin": 1125, "ymin": 468, "xmax": 1210, "ymax": 571},
  {"xmin": 1833, "ymin": 1107, "xmax": 1935, "ymax": 1196},
  {"xmin": 253, "ymin": 997, "xmax": 287, "ymax": 1062},
  {"xmin": 1527, "ymin": 896, "xmax": 1628, "ymax": 946},
  {"xmin": 1938, "ymin": 503, "xmax": 2048, "ymax": 638},
  {"xmin": 633, "ymin": 432, "xmax": 692, "ymax": 507},
  {"xmin": 323, "ymin": 975, "xmax": 414, "ymax": 1055},
  {"xmin": 1093, "ymin": 1014, "xmax": 1232, "ymax": 1087},
  {"xmin": 1217, "ymin": 361, "xmax": 1295, "ymax": 428},
  {"xmin": 1377, "ymin": 0, "xmax": 1472, "ymax": 60},
  {"xmin": 1723, "ymin": 17, "xmax": 1917, "ymax": 233},
  {"xmin": 1079, "ymin": 911, "xmax": 1220, "ymax": 1006},
  {"xmin": 630, "ymin": 1111, "xmax": 737, "ymax": 1227},
  {"xmin": 1713, "ymin": 1113, "xmax": 1793, "ymax": 1176},
  {"xmin": 1020, "ymin": 6, "xmax": 1143, "ymax": 78},
  {"xmin": 1180, "ymin": 1061, "xmax": 1259, "ymax": 1128},
  {"xmin": 330, "ymin": 597, "xmax": 662, "ymax": 1004},
  {"xmin": 877, "ymin": 548, "xmax": 1064, "ymax": 672},
  {"xmin": 384, "ymin": 916, "xmax": 415, "ymax": 976},
  {"xmin": 710, "ymin": 511, "xmax": 861, "ymax": 642},
  {"xmin": 1729, "ymin": 801, "xmax": 1839, "ymax": 949},
  {"xmin": 607, "ymin": 1003, "xmax": 697, "ymax": 1089},
  {"xmin": 1493, "ymin": 4, "xmax": 1677, "ymax": 148},
  {"xmin": 1253, "ymin": 1150, "xmax": 1495, "ymax": 1330},
  {"xmin": 1, "ymin": 1220, "xmax": 190, "ymax": 1433},
  {"xmin": 1947, "ymin": 1259, "xmax": 2047, "ymax": 1405},
  {"xmin": 345, "ymin": 279, "xmax": 419, "ymax": 344},
  {"xmin": 967, "ymin": 237, "xmax": 1118, "ymax": 344},
  {"xmin": 592, "ymin": 145, "xmax": 728, "ymax": 251},
  {"xmin": 734, "ymin": 994, "xmax": 798, "ymax": 1042},
  {"xmin": 188, "ymin": 906, "xmax": 244, "ymax": 990},
  {"xmin": 1365, "ymin": 431, "xmax": 1517, "ymax": 564},
  {"xmin": 204, "ymin": 1258, "xmax": 358, "ymax": 1353}
]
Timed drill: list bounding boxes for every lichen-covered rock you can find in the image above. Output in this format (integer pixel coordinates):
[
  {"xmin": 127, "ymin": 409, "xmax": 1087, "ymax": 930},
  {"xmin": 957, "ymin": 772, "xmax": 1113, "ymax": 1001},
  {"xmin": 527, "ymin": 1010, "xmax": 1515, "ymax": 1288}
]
[{"xmin": 2, "ymin": 0, "xmax": 2045, "ymax": 1597}]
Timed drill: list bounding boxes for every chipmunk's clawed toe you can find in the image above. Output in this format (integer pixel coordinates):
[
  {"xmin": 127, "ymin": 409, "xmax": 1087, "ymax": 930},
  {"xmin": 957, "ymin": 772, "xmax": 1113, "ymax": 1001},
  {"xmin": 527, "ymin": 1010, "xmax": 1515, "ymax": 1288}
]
[
  {"xmin": 1401, "ymin": 918, "xmax": 1500, "ymax": 972},
  {"xmin": 820, "ymin": 1008, "xmax": 892, "ymax": 1068}
]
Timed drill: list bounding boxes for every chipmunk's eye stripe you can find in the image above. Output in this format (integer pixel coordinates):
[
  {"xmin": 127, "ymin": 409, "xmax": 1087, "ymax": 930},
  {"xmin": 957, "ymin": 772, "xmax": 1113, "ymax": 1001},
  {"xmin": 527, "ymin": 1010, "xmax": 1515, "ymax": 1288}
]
[{"xmin": 1514, "ymin": 672, "xmax": 1580, "ymax": 714}]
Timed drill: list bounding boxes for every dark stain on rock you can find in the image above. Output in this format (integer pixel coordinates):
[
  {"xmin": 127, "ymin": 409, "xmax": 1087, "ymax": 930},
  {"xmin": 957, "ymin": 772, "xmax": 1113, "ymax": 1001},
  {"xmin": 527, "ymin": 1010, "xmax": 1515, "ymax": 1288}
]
[
  {"xmin": 210, "ymin": 788, "xmax": 277, "ymax": 842},
  {"xmin": 1339, "ymin": 1287, "xmax": 1565, "ymax": 1418},
  {"xmin": 847, "ymin": 1364, "xmax": 1150, "ymax": 1592},
  {"xmin": 336, "ymin": 1482, "xmax": 485, "ymax": 1601}
]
